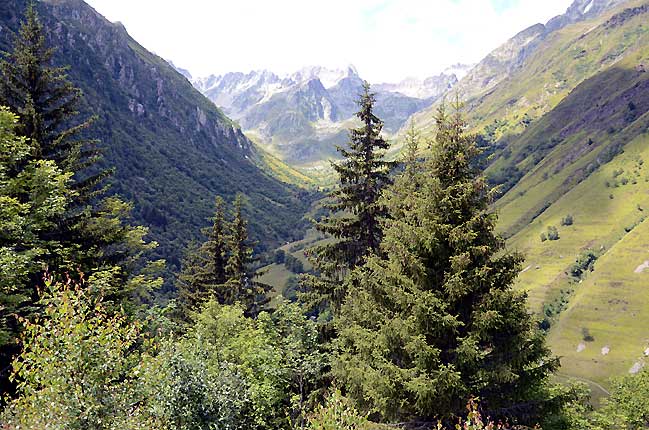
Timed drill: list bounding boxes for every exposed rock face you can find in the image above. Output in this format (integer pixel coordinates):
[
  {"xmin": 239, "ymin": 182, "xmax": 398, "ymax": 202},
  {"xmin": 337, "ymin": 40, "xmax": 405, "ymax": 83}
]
[
  {"xmin": 546, "ymin": 0, "xmax": 628, "ymax": 32},
  {"xmin": 374, "ymin": 72, "xmax": 460, "ymax": 100},
  {"xmin": 168, "ymin": 60, "xmax": 192, "ymax": 80},
  {"xmin": 604, "ymin": 3, "xmax": 649, "ymax": 28},
  {"xmin": 455, "ymin": 23, "xmax": 547, "ymax": 101},
  {"xmin": 192, "ymin": 64, "xmax": 463, "ymax": 165}
]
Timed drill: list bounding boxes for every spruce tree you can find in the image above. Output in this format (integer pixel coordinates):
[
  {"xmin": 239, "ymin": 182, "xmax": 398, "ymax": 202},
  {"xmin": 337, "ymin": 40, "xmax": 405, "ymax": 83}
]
[
  {"xmin": 304, "ymin": 82, "xmax": 393, "ymax": 316},
  {"xmin": 333, "ymin": 102, "xmax": 559, "ymax": 424},
  {"xmin": 176, "ymin": 197, "xmax": 228, "ymax": 319},
  {"xmin": 225, "ymin": 194, "xmax": 271, "ymax": 316},
  {"xmin": 403, "ymin": 120, "xmax": 420, "ymax": 178},
  {"xmin": 0, "ymin": 3, "xmax": 103, "ymax": 185},
  {"xmin": 314, "ymin": 81, "xmax": 393, "ymax": 270}
]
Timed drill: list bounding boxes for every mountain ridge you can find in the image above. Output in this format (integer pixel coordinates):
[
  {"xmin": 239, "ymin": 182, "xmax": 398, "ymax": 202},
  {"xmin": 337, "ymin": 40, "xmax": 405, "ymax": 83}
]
[
  {"xmin": 0, "ymin": 0, "xmax": 315, "ymax": 274},
  {"xmin": 191, "ymin": 64, "xmax": 470, "ymax": 168}
]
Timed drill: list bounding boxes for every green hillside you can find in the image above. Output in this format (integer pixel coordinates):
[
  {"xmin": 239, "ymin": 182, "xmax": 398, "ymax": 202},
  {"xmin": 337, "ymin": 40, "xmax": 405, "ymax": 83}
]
[
  {"xmin": 0, "ymin": 0, "xmax": 316, "ymax": 274},
  {"xmin": 404, "ymin": 0, "xmax": 649, "ymax": 388}
]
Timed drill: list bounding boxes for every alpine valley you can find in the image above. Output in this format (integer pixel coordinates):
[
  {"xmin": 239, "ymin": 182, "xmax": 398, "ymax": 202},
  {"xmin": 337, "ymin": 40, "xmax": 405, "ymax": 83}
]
[{"xmin": 2, "ymin": 0, "xmax": 649, "ymax": 427}]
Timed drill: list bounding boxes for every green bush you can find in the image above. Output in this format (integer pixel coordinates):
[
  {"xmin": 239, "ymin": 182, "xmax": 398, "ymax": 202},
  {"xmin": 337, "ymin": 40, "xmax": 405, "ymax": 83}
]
[
  {"xmin": 1, "ymin": 276, "xmax": 325, "ymax": 430},
  {"xmin": 1, "ymin": 276, "xmax": 157, "ymax": 430},
  {"xmin": 561, "ymin": 214, "xmax": 574, "ymax": 226},
  {"xmin": 307, "ymin": 389, "xmax": 369, "ymax": 430},
  {"xmin": 547, "ymin": 225, "xmax": 560, "ymax": 241},
  {"xmin": 143, "ymin": 300, "xmax": 325, "ymax": 430},
  {"xmin": 569, "ymin": 250, "xmax": 597, "ymax": 279}
]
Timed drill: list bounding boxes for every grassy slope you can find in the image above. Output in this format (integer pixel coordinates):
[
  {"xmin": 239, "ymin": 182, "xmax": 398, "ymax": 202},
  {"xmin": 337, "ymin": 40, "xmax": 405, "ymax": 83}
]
[
  {"xmin": 402, "ymin": 0, "xmax": 649, "ymax": 387},
  {"xmin": 488, "ymin": 4, "xmax": 649, "ymax": 387},
  {"xmin": 548, "ymin": 215, "xmax": 649, "ymax": 386}
]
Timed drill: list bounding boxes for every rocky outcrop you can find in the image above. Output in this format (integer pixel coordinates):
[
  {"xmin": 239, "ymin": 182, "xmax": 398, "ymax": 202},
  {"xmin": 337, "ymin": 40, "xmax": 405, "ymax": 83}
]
[{"xmin": 192, "ymin": 63, "xmax": 461, "ymax": 165}]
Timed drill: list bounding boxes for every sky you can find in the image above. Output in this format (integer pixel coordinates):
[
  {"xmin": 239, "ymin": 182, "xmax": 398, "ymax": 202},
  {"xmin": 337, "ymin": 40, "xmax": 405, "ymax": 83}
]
[{"xmin": 84, "ymin": 0, "xmax": 574, "ymax": 83}]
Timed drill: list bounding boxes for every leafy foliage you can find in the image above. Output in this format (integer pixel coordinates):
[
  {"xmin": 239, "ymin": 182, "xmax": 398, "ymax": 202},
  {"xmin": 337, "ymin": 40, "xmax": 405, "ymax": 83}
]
[
  {"xmin": 1, "ymin": 275, "xmax": 154, "ymax": 429},
  {"xmin": 307, "ymin": 388, "xmax": 369, "ymax": 430},
  {"xmin": 0, "ymin": 107, "xmax": 71, "ymax": 347},
  {"xmin": 142, "ymin": 299, "xmax": 325, "ymax": 430}
]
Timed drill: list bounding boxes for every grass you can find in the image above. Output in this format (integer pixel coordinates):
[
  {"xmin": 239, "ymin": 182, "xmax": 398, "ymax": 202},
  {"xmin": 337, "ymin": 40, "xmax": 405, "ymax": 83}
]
[
  {"xmin": 258, "ymin": 264, "xmax": 295, "ymax": 307},
  {"xmin": 547, "ymin": 215, "xmax": 649, "ymax": 388},
  {"xmin": 506, "ymin": 130, "xmax": 649, "ymax": 387}
]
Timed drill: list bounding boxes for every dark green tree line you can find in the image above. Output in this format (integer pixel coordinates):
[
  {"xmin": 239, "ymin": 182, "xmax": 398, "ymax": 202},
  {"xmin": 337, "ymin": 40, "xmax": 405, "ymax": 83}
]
[{"xmin": 177, "ymin": 194, "xmax": 271, "ymax": 319}]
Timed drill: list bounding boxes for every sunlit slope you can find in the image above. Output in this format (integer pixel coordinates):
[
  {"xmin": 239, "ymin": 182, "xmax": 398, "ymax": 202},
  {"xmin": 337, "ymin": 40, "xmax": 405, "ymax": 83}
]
[
  {"xmin": 508, "ymin": 129, "xmax": 649, "ymax": 310},
  {"xmin": 495, "ymin": 59, "xmax": 649, "ymax": 238},
  {"xmin": 547, "ymin": 215, "xmax": 649, "ymax": 386},
  {"xmin": 502, "ymin": 101, "xmax": 649, "ymax": 386},
  {"xmin": 410, "ymin": 0, "xmax": 649, "ymax": 144}
]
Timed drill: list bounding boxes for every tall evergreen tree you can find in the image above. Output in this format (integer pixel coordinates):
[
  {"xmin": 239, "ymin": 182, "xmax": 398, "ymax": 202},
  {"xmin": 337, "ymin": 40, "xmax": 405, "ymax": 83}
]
[
  {"xmin": 225, "ymin": 194, "xmax": 271, "ymax": 316},
  {"xmin": 304, "ymin": 82, "xmax": 393, "ymax": 316},
  {"xmin": 314, "ymin": 81, "xmax": 393, "ymax": 271},
  {"xmin": 0, "ymin": 2, "xmax": 104, "ymax": 188},
  {"xmin": 176, "ymin": 197, "xmax": 228, "ymax": 319},
  {"xmin": 333, "ymin": 102, "xmax": 559, "ymax": 424},
  {"xmin": 402, "ymin": 120, "xmax": 420, "ymax": 179}
]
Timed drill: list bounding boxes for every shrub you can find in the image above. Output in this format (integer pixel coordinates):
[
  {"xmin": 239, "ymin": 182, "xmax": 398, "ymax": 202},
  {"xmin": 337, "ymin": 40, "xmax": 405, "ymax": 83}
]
[
  {"xmin": 274, "ymin": 249, "xmax": 286, "ymax": 264},
  {"xmin": 1, "ymin": 275, "xmax": 157, "ymax": 430},
  {"xmin": 582, "ymin": 327, "xmax": 595, "ymax": 342},
  {"xmin": 307, "ymin": 389, "xmax": 369, "ymax": 430},
  {"xmin": 569, "ymin": 250, "xmax": 597, "ymax": 279},
  {"xmin": 561, "ymin": 214, "xmax": 574, "ymax": 226},
  {"xmin": 547, "ymin": 226, "xmax": 560, "ymax": 241}
]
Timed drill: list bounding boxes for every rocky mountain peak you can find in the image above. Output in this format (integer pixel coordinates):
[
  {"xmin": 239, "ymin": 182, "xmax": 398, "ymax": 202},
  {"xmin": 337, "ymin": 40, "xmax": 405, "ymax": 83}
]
[
  {"xmin": 291, "ymin": 64, "xmax": 359, "ymax": 89},
  {"xmin": 545, "ymin": 0, "xmax": 627, "ymax": 32}
]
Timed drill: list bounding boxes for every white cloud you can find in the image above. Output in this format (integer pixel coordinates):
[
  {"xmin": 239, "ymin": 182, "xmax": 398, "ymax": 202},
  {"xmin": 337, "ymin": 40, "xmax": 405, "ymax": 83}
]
[{"xmin": 84, "ymin": 0, "xmax": 573, "ymax": 82}]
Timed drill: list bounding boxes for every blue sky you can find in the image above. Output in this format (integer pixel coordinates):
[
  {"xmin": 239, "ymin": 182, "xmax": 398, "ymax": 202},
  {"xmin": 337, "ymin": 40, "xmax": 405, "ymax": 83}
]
[{"xmin": 85, "ymin": 0, "xmax": 573, "ymax": 82}]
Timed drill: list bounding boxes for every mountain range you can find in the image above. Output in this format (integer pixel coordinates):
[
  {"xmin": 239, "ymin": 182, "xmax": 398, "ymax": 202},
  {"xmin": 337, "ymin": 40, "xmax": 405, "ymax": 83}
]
[{"xmin": 191, "ymin": 64, "xmax": 471, "ymax": 169}]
